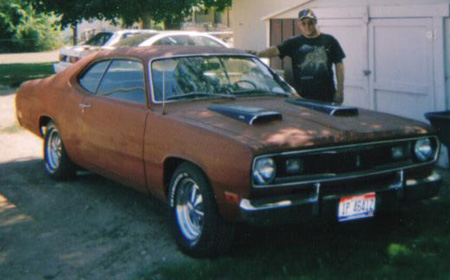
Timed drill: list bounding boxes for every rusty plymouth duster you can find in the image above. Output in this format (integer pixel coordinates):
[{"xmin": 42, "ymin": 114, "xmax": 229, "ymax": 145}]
[{"xmin": 16, "ymin": 46, "xmax": 441, "ymax": 256}]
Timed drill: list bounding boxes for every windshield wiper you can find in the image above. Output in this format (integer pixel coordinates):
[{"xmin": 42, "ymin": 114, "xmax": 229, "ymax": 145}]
[
  {"xmin": 231, "ymin": 89, "xmax": 290, "ymax": 97},
  {"xmin": 165, "ymin": 92, "xmax": 235, "ymax": 101}
]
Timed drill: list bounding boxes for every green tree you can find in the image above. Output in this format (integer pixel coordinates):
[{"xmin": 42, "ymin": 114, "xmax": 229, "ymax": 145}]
[
  {"xmin": 31, "ymin": 0, "xmax": 231, "ymax": 31},
  {"xmin": 30, "ymin": 0, "xmax": 116, "ymax": 44},
  {"xmin": 0, "ymin": 0, "xmax": 62, "ymax": 53},
  {"xmin": 125, "ymin": 0, "xmax": 232, "ymax": 29}
]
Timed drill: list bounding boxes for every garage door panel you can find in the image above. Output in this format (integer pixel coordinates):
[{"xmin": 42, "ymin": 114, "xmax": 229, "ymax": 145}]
[
  {"xmin": 374, "ymin": 82, "xmax": 429, "ymax": 96},
  {"xmin": 375, "ymin": 90, "xmax": 429, "ymax": 121},
  {"xmin": 373, "ymin": 24, "xmax": 431, "ymax": 87},
  {"xmin": 370, "ymin": 18, "xmax": 434, "ymax": 121}
]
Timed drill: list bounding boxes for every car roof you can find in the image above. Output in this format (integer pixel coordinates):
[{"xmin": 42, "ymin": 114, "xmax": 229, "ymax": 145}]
[
  {"xmin": 92, "ymin": 45, "xmax": 249, "ymax": 62},
  {"xmin": 137, "ymin": 31, "xmax": 228, "ymax": 47},
  {"xmin": 114, "ymin": 29, "xmax": 157, "ymax": 34}
]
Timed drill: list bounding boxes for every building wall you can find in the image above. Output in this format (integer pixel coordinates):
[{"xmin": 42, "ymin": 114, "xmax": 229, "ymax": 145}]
[
  {"xmin": 446, "ymin": 17, "xmax": 450, "ymax": 110},
  {"xmin": 307, "ymin": 0, "xmax": 449, "ymax": 7},
  {"xmin": 232, "ymin": 0, "xmax": 301, "ymax": 50}
]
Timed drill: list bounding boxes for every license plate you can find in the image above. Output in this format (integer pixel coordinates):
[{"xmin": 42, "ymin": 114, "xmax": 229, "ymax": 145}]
[{"xmin": 338, "ymin": 192, "xmax": 376, "ymax": 222}]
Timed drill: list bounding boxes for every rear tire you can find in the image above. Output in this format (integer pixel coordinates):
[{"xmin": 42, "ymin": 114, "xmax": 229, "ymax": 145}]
[
  {"xmin": 43, "ymin": 121, "xmax": 76, "ymax": 180},
  {"xmin": 167, "ymin": 162, "xmax": 235, "ymax": 257}
]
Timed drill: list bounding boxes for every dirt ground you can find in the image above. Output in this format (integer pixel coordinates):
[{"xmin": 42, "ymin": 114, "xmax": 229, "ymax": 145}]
[
  {"xmin": 0, "ymin": 51, "xmax": 58, "ymax": 65},
  {"xmin": 0, "ymin": 89, "xmax": 191, "ymax": 279}
]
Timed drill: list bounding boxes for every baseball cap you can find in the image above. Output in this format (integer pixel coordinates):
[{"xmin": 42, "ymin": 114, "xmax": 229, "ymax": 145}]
[{"xmin": 298, "ymin": 8, "xmax": 317, "ymax": 21}]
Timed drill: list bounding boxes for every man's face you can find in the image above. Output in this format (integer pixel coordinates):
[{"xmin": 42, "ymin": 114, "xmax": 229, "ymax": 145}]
[{"xmin": 299, "ymin": 18, "xmax": 318, "ymax": 38}]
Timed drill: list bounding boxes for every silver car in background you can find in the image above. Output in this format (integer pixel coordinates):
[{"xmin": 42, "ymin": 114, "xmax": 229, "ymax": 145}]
[{"xmin": 54, "ymin": 30, "xmax": 230, "ymax": 73}]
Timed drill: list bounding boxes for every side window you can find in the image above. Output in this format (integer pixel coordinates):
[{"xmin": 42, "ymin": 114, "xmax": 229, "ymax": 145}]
[
  {"xmin": 190, "ymin": 36, "xmax": 223, "ymax": 47},
  {"xmin": 154, "ymin": 36, "xmax": 189, "ymax": 46},
  {"xmin": 79, "ymin": 60, "xmax": 110, "ymax": 93},
  {"xmin": 96, "ymin": 60, "xmax": 146, "ymax": 104}
]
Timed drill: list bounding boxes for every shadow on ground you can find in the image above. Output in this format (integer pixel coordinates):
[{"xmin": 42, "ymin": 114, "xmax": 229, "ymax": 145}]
[
  {"xmin": 1, "ymin": 158, "xmax": 449, "ymax": 280},
  {"xmin": 0, "ymin": 159, "xmax": 184, "ymax": 280}
]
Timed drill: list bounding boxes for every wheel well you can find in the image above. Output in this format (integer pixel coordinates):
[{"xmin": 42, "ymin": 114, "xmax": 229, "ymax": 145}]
[
  {"xmin": 163, "ymin": 158, "xmax": 185, "ymax": 195},
  {"xmin": 38, "ymin": 116, "xmax": 52, "ymax": 136},
  {"xmin": 163, "ymin": 158, "xmax": 209, "ymax": 196}
]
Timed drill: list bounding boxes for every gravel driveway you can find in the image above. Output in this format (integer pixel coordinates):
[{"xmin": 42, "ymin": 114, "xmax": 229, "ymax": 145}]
[{"xmin": 0, "ymin": 89, "xmax": 191, "ymax": 279}]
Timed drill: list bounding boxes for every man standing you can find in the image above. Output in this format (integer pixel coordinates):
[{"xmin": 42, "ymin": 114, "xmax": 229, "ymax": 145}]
[{"xmin": 258, "ymin": 8, "xmax": 345, "ymax": 104}]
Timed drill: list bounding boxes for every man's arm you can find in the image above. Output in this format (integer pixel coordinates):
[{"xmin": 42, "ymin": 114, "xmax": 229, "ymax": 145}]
[
  {"xmin": 257, "ymin": 46, "xmax": 280, "ymax": 58},
  {"xmin": 335, "ymin": 62, "xmax": 345, "ymax": 104}
]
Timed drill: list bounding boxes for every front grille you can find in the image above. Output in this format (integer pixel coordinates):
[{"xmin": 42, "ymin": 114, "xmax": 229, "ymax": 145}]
[
  {"xmin": 253, "ymin": 136, "xmax": 439, "ymax": 188},
  {"xmin": 275, "ymin": 144, "xmax": 409, "ymax": 177}
]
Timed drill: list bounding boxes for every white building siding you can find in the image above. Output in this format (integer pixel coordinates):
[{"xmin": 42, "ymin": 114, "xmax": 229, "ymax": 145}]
[
  {"xmin": 232, "ymin": 0, "xmax": 301, "ymax": 50},
  {"xmin": 446, "ymin": 17, "xmax": 450, "ymax": 110}
]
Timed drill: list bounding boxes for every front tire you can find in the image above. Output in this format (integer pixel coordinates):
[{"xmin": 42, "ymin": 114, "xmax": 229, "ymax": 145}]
[
  {"xmin": 168, "ymin": 163, "xmax": 235, "ymax": 257},
  {"xmin": 43, "ymin": 121, "xmax": 76, "ymax": 180}
]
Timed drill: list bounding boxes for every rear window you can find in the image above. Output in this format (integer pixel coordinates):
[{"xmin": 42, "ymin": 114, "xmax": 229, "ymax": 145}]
[{"xmin": 84, "ymin": 32, "xmax": 113, "ymax": 46}]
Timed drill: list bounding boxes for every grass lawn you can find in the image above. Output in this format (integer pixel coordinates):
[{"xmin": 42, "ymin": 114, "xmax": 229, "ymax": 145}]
[
  {"xmin": 140, "ymin": 190, "xmax": 450, "ymax": 280},
  {"xmin": 0, "ymin": 62, "xmax": 54, "ymax": 88}
]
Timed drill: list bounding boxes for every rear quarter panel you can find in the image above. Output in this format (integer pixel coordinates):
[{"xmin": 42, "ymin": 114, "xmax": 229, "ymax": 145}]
[
  {"xmin": 16, "ymin": 79, "xmax": 43, "ymax": 137},
  {"xmin": 15, "ymin": 68, "xmax": 86, "ymax": 166}
]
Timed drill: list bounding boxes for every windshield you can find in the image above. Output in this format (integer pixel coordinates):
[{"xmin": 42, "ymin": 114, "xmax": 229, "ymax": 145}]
[
  {"xmin": 151, "ymin": 56, "xmax": 294, "ymax": 102},
  {"xmin": 84, "ymin": 32, "xmax": 113, "ymax": 46}
]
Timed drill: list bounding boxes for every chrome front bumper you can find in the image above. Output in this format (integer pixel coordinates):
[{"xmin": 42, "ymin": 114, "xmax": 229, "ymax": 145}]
[{"xmin": 239, "ymin": 171, "xmax": 442, "ymax": 226}]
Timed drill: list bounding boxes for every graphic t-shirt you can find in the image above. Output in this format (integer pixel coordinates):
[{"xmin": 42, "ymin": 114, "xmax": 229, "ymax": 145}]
[{"xmin": 278, "ymin": 34, "xmax": 345, "ymax": 102}]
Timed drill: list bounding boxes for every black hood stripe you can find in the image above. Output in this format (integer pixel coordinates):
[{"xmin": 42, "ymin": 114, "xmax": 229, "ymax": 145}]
[
  {"xmin": 208, "ymin": 105, "xmax": 282, "ymax": 125},
  {"xmin": 286, "ymin": 98, "xmax": 359, "ymax": 117}
]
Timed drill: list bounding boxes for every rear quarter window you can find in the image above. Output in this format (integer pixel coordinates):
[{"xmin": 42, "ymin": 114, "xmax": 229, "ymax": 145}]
[
  {"xmin": 96, "ymin": 60, "xmax": 146, "ymax": 104},
  {"xmin": 78, "ymin": 60, "xmax": 110, "ymax": 93}
]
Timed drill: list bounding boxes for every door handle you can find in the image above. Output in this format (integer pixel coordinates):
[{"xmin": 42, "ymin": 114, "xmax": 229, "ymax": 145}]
[{"xmin": 79, "ymin": 103, "xmax": 91, "ymax": 112}]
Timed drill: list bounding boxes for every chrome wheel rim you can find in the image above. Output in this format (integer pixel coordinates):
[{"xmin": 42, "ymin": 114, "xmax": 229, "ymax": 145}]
[
  {"xmin": 175, "ymin": 177, "xmax": 204, "ymax": 243},
  {"xmin": 46, "ymin": 129, "xmax": 61, "ymax": 172}
]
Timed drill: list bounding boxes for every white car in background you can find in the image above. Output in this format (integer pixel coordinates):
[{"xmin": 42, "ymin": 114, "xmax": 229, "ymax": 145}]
[
  {"xmin": 53, "ymin": 29, "xmax": 155, "ymax": 73},
  {"xmin": 53, "ymin": 30, "xmax": 230, "ymax": 73},
  {"xmin": 116, "ymin": 31, "xmax": 229, "ymax": 48}
]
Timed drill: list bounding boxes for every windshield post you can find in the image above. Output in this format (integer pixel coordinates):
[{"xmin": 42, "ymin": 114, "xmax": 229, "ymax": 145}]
[{"xmin": 162, "ymin": 71, "xmax": 166, "ymax": 115}]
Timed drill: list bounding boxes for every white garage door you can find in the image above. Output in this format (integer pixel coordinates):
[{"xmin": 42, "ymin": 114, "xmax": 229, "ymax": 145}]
[{"xmin": 369, "ymin": 18, "xmax": 435, "ymax": 121}]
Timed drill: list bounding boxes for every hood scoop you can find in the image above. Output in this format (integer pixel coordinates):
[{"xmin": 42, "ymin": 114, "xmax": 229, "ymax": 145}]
[
  {"xmin": 286, "ymin": 98, "xmax": 359, "ymax": 117},
  {"xmin": 208, "ymin": 105, "xmax": 282, "ymax": 125}
]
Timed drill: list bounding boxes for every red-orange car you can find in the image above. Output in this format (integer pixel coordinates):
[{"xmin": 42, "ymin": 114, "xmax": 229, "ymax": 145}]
[{"xmin": 16, "ymin": 46, "xmax": 442, "ymax": 257}]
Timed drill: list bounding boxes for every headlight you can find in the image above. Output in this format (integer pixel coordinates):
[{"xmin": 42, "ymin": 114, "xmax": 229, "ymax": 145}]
[
  {"xmin": 286, "ymin": 158, "xmax": 304, "ymax": 174},
  {"xmin": 391, "ymin": 146, "xmax": 407, "ymax": 160},
  {"xmin": 414, "ymin": 138, "xmax": 433, "ymax": 162},
  {"xmin": 253, "ymin": 158, "xmax": 276, "ymax": 185}
]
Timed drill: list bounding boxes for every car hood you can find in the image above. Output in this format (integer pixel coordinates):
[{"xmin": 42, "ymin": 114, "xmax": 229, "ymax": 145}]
[{"xmin": 166, "ymin": 97, "xmax": 433, "ymax": 153}]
